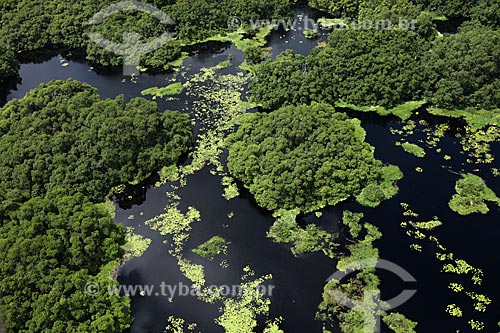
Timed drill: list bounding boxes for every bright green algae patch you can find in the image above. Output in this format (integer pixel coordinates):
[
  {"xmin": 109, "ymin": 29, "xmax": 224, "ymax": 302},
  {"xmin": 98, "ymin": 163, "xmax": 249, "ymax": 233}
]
[
  {"xmin": 193, "ymin": 236, "xmax": 227, "ymax": 258},
  {"xmin": 141, "ymin": 82, "xmax": 185, "ymax": 98},
  {"xmin": 428, "ymin": 107, "xmax": 500, "ymax": 130},
  {"xmin": 401, "ymin": 142, "xmax": 426, "ymax": 158}
]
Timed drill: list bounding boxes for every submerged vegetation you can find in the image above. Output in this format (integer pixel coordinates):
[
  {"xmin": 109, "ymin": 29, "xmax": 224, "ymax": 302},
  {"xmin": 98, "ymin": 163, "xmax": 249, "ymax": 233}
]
[{"xmin": 449, "ymin": 174, "xmax": 500, "ymax": 215}]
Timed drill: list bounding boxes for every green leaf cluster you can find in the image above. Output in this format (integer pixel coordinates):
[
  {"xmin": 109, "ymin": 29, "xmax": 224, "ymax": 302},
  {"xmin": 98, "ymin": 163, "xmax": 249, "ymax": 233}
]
[
  {"xmin": 0, "ymin": 79, "xmax": 192, "ymax": 203},
  {"xmin": 192, "ymin": 236, "xmax": 227, "ymax": 258},
  {"xmin": 249, "ymin": 28, "xmax": 430, "ymax": 111},
  {"xmin": 227, "ymin": 103, "xmax": 402, "ymax": 212},
  {"xmin": 449, "ymin": 173, "xmax": 500, "ymax": 215},
  {"xmin": 401, "ymin": 142, "xmax": 426, "ymax": 158}
]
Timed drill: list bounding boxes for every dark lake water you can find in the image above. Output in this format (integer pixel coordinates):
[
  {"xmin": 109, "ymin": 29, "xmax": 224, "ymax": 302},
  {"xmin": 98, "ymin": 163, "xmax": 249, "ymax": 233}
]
[{"xmin": 4, "ymin": 7, "xmax": 500, "ymax": 333}]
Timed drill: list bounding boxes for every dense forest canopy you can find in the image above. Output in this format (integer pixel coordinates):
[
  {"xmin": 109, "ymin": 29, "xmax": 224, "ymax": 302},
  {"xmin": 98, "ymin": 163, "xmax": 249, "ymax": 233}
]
[
  {"xmin": 0, "ymin": 43, "xmax": 18, "ymax": 86},
  {"xmin": 249, "ymin": 28, "xmax": 430, "ymax": 110},
  {"xmin": 0, "ymin": 0, "xmax": 294, "ymax": 75},
  {"xmin": 310, "ymin": 0, "xmax": 423, "ymax": 20},
  {"xmin": 422, "ymin": 23, "xmax": 500, "ymax": 110},
  {"xmin": 0, "ymin": 193, "xmax": 130, "ymax": 332},
  {"xmin": 0, "ymin": 79, "xmax": 192, "ymax": 203},
  {"xmin": 226, "ymin": 103, "xmax": 402, "ymax": 212},
  {"xmin": 250, "ymin": 12, "xmax": 500, "ymax": 115},
  {"xmin": 309, "ymin": 0, "xmax": 500, "ymax": 26},
  {"xmin": 0, "ymin": 80, "xmax": 193, "ymax": 332}
]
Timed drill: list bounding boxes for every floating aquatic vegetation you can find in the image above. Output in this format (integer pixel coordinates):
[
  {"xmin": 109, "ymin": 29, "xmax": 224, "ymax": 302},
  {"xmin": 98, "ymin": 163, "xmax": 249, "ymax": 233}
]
[
  {"xmin": 165, "ymin": 316, "xmax": 199, "ymax": 333},
  {"xmin": 446, "ymin": 304, "xmax": 463, "ymax": 317},
  {"xmin": 449, "ymin": 173, "xmax": 500, "ymax": 215},
  {"xmin": 409, "ymin": 219, "xmax": 442, "ymax": 230},
  {"xmin": 303, "ymin": 29, "xmax": 319, "ymax": 39},
  {"xmin": 216, "ymin": 60, "xmax": 233, "ymax": 70},
  {"xmin": 342, "ymin": 211, "xmax": 363, "ymax": 238},
  {"xmin": 192, "ymin": 236, "xmax": 228, "ymax": 258},
  {"xmin": 400, "ymin": 204, "xmax": 491, "ymax": 327},
  {"xmin": 222, "ymin": 176, "xmax": 240, "ymax": 200},
  {"xmin": 391, "ymin": 119, "xmax": 452, "ymax": 162},
  {"xmin": 427, "ymin": 106, "xmax": 500, "ymax": 131},
  {"xmin": 426, "ymin": 123, "xmax": 449, "ymax": 148},
  {"xmin": 122, "ymin": 227, "xmax": 152, "ymax": 261},
  {"xmin": 178, "ymin": 258, "xmax": 206, "ymax": 289},
  {"xmin": 401, "ymin": 142, "xmax": 426, "ymax": 158},
  {"xmin": 410, "ymin": 244, "xmax": 423, "ymax": 252},
  {"xmin": 146, "ymin": 204, "xmax": 201, "ymax": 254},
  {"xmin": 263, "ymin": 318, "xmax": 285, "ymax": 333},
  {"xmin": 449, "ymin": 283, "xmax": 464, "ymax": 293},
  {"xmin": 318, "ymin": 211, "xmax": 417, "ymax": 333},
  {"xmin": 382, "ymin": 313, "xmax": 417, "ymax": 333},
  {"xmin": 460, "ymin": 126, "xmax": 500, "ymax": 164},
  {"xmin": 141, "ymin": 82, "xmax": 185, "ymax": 98},
  {"xmin": 468, "ymin": 319, "xmax": 485, "ymax": 331},
  {"xmin": 443, "ymin": 259, "xmax": 484, "ymax": 285},
  {"xmin": 267, "ymin": 209, "xmax": 337, "ymax": 257},
  {"xmin": 220, "ymin": 260, "xmax": 229, "ymax": 269},
  {"xmin": 466, "ymin": 292, "xmax": 491, "ymax": 312},
  {"xmin": 214, "ymin": 268, "xmax": 278, "ymax": 333},
  {"xmin": 401, "ymin": 203, "xmax": 419, "ymax": 217},
  {"xmin": 335, "ymin": 100, "xmax": 426, "ymax": 120}
]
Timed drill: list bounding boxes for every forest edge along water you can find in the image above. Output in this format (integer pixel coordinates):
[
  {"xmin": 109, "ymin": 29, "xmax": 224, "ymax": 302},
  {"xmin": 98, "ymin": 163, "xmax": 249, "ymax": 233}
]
[{"xmin": 2, "ymin": 3, "xmax": 500, "ymax": 333}]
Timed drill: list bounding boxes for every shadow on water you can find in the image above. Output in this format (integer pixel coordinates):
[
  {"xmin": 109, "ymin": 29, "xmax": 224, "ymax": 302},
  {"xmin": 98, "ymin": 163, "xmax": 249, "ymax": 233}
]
[{"xmin": 112, "ymin": 173, "xmax": 161, "ymax": 210}]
